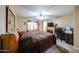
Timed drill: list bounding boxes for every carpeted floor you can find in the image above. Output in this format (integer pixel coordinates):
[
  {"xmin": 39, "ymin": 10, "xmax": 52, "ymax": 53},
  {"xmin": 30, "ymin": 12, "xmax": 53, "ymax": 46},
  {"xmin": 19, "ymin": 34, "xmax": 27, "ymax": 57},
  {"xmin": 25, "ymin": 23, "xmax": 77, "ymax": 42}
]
[
  {"xmin": 45, "ymin": 45, "xmax": 69, "ymax": 53},
  {"xmin": 57, "ymin": 39, "xmax": 79, "ymax": 53},
  {"xmin": 45, "ymin": 39, "xmax": 79, "ymax": 53}
]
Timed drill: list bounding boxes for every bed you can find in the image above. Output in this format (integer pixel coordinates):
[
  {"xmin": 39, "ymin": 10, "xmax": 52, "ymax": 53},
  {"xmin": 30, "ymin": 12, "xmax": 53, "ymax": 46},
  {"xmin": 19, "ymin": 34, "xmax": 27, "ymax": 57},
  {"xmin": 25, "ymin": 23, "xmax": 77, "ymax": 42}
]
[{"xmin": 18, "ymin": 31, "xmax": 56, "ymax": 53}]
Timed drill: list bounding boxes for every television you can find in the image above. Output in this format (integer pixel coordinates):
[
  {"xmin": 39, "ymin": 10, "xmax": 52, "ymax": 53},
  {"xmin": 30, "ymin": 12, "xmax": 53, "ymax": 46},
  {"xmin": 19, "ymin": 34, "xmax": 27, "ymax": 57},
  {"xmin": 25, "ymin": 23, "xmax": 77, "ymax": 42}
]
[
  {"xmin": 47, "ymin": 22, "xmax": 54, "ymax": 27},
  {"xmin": 66, "ymin": 27, "xmax": 71, "ymax": 31}
]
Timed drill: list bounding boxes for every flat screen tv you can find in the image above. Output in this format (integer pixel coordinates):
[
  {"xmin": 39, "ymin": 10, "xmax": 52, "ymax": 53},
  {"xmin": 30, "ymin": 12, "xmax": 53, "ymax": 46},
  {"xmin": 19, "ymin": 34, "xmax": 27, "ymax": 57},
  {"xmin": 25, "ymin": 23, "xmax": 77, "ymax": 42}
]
[{"xmin": 47, "ymin": 22, "xmax": 54, "ymax": 27}]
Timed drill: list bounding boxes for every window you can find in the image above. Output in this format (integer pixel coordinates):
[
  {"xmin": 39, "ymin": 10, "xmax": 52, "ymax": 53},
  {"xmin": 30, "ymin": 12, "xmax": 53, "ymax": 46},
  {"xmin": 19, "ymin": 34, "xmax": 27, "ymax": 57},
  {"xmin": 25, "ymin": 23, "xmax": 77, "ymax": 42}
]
[
  {"xmin": 27, "ymin": 22, "xmax": 31, "ymax": 30},
  {"xmin": 27, "ymin": 22, "xmax": 38, "ymax": 31},
  {"xmin": 43, "ymin": 21, "xmax": 47, "ymax": 31}
]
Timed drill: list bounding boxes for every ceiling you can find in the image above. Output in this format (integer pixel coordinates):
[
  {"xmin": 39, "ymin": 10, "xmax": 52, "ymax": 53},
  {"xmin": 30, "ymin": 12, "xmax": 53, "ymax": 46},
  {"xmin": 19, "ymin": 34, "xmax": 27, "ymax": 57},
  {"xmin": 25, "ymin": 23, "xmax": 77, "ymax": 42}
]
[{"xmin": 14, "ymin": 5, "xmax": 75, "ymax": 17}]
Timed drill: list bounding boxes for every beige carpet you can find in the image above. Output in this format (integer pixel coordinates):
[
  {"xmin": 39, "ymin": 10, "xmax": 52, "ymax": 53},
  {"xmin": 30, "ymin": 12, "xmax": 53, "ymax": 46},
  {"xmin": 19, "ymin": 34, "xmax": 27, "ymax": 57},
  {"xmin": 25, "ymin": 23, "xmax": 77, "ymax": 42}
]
[
  {"xmin": 57, "ymin": 39, "xmax": 79, "ymax": 53},
  {"xmin": 45, "ymin": 45, "xmax": 69, "ymax": 53},
  {"xmin": 45, "ymin": 39, "xmax": 79, "ymax": 53}
]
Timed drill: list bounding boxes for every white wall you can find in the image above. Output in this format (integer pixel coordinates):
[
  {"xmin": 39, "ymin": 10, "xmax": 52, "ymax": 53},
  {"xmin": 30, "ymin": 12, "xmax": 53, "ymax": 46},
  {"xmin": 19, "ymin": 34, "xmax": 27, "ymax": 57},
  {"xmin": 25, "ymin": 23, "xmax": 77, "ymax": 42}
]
[
  {"xmin": 17, "ymin": 17, "xmax": 27, "ymax": 31},
  {"xmin": 73, "ymin": 6, "xmax": 79, "ymax": 49},
  {"xmin": 9, "ymin": 5, "xmax": 18, "ymax": 30},
  {"xmin": 45, "ymin": 17, "xmax": 56, "ymax": 33},
  {"xmin": 16, "ymin": 13, "xmax": 73, "ymax": 32},
  {"xmin": 0, "ymin": 6, "xmax": 6, "ymax": 34},
  {"xmin": 0, "ymin": 5, "xmax": 17, "ymax": 34},
  {"xmin": 54, "ymin": 13, "xmax": 73, "ymax": 28}
]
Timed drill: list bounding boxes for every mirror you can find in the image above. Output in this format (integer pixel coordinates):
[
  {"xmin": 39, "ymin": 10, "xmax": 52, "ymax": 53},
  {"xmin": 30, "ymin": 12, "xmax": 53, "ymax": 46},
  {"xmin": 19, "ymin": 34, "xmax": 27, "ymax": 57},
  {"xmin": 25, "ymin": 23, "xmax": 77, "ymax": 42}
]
[{"xmin": 6, "ymin": 6, "xmax": 15, "ymax": 32}]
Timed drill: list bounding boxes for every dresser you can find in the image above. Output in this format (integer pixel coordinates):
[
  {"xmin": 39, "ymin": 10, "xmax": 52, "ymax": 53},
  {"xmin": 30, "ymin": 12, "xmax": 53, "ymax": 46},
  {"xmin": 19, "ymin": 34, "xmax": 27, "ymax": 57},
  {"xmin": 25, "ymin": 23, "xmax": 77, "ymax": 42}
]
[
  {"xmin": 0, "ymin": 33, "xmax": 18, "ymax": 53},
  {"xmin": 65, "ymin": 31, "xmax": 73, "ymax": 45}
]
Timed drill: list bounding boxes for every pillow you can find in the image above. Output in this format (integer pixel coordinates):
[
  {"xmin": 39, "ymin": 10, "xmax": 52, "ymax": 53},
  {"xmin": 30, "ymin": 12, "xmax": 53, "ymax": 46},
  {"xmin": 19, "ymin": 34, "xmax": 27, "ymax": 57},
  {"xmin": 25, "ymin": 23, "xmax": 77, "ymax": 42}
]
[{"xmin": 18, "ymin": 31, "xmax": 29, "ymax": 40}]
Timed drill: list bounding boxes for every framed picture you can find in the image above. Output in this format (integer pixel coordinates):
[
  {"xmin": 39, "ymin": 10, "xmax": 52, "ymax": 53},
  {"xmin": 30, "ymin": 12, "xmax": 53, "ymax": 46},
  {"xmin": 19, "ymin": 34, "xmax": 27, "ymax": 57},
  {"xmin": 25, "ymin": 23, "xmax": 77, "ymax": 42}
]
[{"xmin": 6, "ymin": 6, "xmax": 15, "ymax": 32}]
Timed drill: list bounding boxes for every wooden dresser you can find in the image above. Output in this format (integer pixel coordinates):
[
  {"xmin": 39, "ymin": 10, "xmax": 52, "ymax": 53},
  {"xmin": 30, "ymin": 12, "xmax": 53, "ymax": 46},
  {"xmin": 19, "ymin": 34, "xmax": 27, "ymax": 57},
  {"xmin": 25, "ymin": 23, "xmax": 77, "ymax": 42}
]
[{"xmin": 0, "ymin": 33, "xmax": 18, "ymax": 53}]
